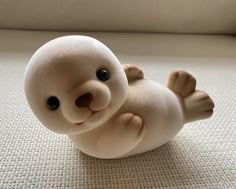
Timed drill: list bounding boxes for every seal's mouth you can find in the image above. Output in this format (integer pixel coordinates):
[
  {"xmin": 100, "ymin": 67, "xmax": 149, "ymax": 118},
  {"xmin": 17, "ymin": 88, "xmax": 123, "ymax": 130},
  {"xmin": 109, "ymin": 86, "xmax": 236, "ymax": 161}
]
[
  {"xmin": 75, "ymin": 110, "xmax": 97, "ymax": 125},
  {"xmin": 74, "ymin": 98, "xmax": 111, "ymax": 127}
]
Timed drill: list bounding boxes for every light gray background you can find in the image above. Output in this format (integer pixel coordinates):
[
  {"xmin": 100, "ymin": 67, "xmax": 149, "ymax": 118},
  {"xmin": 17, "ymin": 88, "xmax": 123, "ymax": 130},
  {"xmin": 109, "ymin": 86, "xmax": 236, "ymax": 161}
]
[{"xmin": 0, "ymin": 0, "xmax": 236, "ymax": 33}]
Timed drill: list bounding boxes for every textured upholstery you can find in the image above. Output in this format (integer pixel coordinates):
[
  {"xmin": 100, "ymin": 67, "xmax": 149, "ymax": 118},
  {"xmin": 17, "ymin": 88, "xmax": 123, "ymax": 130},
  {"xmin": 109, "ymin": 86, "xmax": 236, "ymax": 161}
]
[
  {"xmin": 0, "ymin": 0, "xmax": 236, "ymax": 33},
  {"xmin": 0, "ymin": 30, "xmax": 235, "ymax": 188}
]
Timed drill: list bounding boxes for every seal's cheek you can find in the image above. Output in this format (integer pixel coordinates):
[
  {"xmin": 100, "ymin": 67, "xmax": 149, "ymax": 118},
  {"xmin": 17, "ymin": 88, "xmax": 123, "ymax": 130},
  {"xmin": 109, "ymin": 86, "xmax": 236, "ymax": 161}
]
[{"xmin": 39, "ymin": 111, "xmax": 71, "ymax": 134}]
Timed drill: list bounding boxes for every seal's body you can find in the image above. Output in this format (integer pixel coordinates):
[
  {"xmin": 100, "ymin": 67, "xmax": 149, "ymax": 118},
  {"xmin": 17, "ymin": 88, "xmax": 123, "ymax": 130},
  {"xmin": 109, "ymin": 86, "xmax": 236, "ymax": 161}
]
[
  {"xmin": 25, "ymin": 36, "xmax": 214, "ymax": 159},
  {"xmin": 69, "ymin": 80, "xmax": 184, "ymax": 158}
]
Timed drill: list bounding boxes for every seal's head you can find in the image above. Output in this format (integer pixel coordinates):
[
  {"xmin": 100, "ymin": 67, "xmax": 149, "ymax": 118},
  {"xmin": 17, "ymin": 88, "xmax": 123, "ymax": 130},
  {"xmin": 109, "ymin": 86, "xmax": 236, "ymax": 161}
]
[{"xmin": 25, "ymin": 36, "xmax": 128, "ymax": 134}]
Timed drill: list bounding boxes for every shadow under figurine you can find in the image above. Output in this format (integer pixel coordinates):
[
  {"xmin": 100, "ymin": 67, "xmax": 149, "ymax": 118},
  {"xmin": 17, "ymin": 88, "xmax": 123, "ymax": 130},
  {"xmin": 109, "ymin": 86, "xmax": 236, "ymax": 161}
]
[{"xmin": 24, "ymin": 36, "xmax": 214, "ymax": 159}]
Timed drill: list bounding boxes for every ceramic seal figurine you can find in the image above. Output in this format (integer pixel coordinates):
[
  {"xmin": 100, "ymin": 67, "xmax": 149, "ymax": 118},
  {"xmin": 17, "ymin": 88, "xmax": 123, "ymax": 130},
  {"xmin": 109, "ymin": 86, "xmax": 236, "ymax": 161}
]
[{"xmin": 24, "ymin": 36, "xmax": 214, "ymax": 159}]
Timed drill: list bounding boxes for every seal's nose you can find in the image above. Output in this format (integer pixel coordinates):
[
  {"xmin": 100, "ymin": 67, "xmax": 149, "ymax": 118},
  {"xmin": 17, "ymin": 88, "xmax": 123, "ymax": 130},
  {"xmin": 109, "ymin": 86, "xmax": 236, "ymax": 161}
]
[{"xmin": 75, "ymin": 93, "xmax": 93, "ymax": 108}]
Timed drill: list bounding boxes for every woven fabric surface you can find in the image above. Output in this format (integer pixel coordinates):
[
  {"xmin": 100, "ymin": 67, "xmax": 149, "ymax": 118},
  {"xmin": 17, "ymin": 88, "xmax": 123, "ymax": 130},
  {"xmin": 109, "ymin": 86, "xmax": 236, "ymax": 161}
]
[{"xmin": 0, "ymin": 30, "xmax": 235, "ymax": 189}]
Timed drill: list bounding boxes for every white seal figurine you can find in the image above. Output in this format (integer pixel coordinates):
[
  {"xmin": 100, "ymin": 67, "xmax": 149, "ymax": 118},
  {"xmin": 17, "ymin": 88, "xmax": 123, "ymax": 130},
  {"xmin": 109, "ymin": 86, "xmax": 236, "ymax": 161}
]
[{"xmin": 24, "ymin": 36, "xmax": 214, "ymax": 159}]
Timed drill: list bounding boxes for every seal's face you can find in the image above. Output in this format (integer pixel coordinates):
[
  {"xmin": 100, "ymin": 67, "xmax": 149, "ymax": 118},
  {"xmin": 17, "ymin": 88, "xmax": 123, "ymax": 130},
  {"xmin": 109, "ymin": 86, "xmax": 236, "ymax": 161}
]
[{"xmin": 25, "ymin": 36, "xmax": 128, "ymax": 134}]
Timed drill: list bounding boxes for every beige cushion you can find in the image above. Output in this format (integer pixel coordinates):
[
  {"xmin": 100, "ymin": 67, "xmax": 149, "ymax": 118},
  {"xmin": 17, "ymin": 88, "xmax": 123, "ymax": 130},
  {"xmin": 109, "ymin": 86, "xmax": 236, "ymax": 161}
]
[
  {"xmin": 0, "ymin": 30, "xmax": 236, "ymax": 188},
  {"xmin": 0, "ymin": 0, "xmax": 236, "ymax": 33}
]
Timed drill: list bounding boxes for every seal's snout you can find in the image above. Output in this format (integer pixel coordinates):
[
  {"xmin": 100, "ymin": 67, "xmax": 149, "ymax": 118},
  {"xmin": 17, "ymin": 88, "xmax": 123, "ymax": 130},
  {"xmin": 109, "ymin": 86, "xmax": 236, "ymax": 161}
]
[
  {"xmin": 75, "ymin": 93, "xmax": 93, "ymax": 108},
  {"xmin": 60, "ymin": 80, "xmax": 112, "ymax": 124}
]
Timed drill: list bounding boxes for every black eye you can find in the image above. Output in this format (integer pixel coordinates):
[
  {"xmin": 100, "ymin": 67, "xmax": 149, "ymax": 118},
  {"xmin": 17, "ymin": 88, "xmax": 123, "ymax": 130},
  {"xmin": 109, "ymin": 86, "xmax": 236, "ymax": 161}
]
[
  {"xmin": 96, "ymin": 69, "xmax": 110, "ymax": 81},
  {"xmin": 47, "ymin": 96, "xmax": 60, "ymax": 110}
]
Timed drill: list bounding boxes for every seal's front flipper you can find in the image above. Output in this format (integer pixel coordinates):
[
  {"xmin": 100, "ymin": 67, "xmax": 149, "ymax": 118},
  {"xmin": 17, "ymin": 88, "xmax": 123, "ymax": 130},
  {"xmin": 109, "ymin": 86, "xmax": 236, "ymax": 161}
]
[
  {"xmin": 123, "ymin": 64, "xmax": 144, "ymax": 82},
  {"xmin": 95, "ymin": 113, "xmax": 144, "ymax": 158}
]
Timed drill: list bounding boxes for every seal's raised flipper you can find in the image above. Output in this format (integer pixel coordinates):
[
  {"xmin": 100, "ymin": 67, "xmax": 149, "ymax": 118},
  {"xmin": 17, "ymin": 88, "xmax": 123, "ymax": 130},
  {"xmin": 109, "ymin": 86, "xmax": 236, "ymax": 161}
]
[
  {"xmin": 123, "ymin": 64, "xmax": 144, "ymax": 82},
  {"xmin": 167, "ymin": 70, "xmax": 214, "ymax": 123}
]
